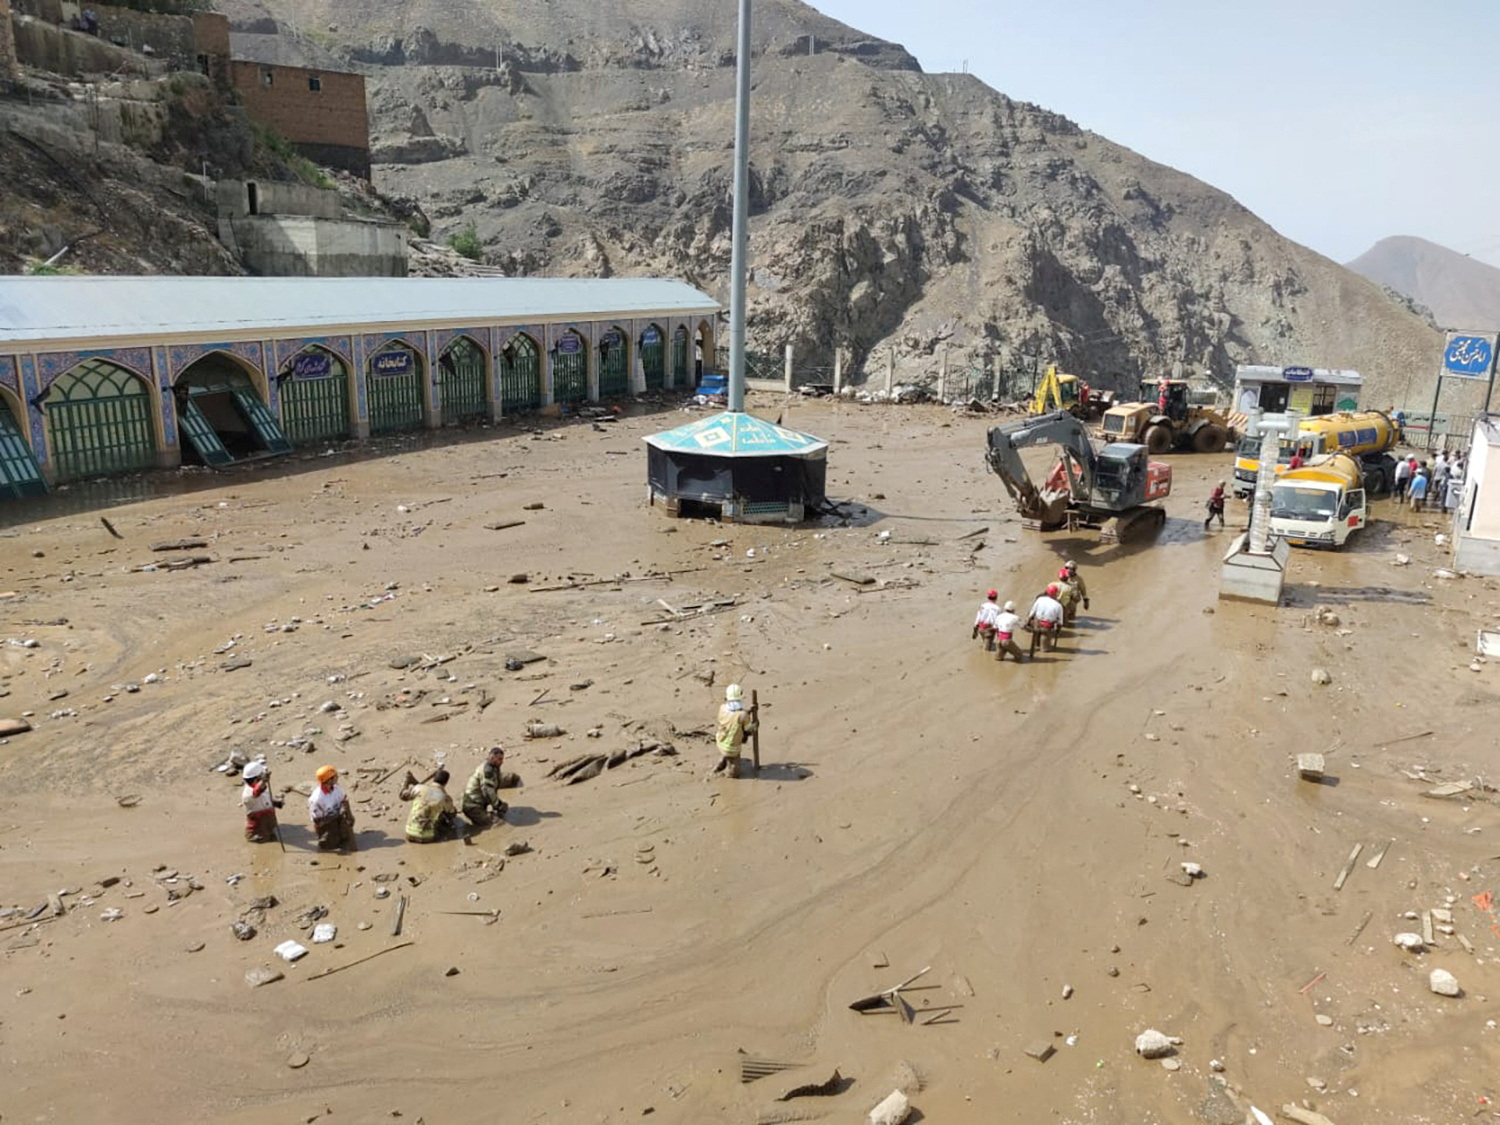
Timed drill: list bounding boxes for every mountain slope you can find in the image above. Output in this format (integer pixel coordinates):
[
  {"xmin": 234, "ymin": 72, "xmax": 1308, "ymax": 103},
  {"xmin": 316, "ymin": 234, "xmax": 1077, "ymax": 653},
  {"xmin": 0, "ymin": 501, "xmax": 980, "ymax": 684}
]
[
  {"xmin": 225, "ymin": 0, "xmax": 1443, "ymax": 404},
  {"xmin": 1347, "ymin": 235, "xmax": 1500, "ymax": 332}
]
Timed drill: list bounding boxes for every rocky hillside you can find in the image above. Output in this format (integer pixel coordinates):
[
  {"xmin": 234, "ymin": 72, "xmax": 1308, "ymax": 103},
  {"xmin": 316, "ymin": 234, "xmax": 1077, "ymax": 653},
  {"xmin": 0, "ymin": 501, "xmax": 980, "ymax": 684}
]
[
  {"xmin": 1348, "ymin": 235, "xmax": 1500, "ymax": 332},
  {"xmin": 220, "ymin": 0, "xmax": 1439, "ymax": 403}
]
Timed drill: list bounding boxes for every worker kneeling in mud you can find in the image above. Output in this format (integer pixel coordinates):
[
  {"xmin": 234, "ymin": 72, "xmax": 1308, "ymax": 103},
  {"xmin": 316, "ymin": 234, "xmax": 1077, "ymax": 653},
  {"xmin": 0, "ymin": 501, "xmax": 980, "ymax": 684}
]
[
  {"xmin": 1027, "ymin": 584, "xmax": 1066, "ymax": 655},
  {"xmin": 309, "ymin": 765, "xmax": 356, "ymax": 851},
  {"xmin": 401, "ymin": 769, "xmax": 459, "ymax": 843},
  {"xmin": 972, "ymin": 589, "xmax": 1002, "ymax": 650},
  {"xmin": 994, "ymin": 599, "xmax": 1026, "ymax": 663},
  {"xmin": 714, "ymin": 683, "xmax": 757, "ymax": 779},
  {"xmin": 240, "ymin": 760, "xmax": 281, "ymax": 842},
  {"xmin": 463, "ymin": 746, "xmax": 517, "ymax": 828}
]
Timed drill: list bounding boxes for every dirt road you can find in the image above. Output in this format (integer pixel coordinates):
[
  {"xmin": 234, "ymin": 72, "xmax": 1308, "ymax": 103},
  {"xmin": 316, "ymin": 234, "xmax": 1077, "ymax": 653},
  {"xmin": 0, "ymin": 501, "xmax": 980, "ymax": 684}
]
[{"xmin": 0, "ymin": 399, "xmax": 1496, "ymax": 1124}]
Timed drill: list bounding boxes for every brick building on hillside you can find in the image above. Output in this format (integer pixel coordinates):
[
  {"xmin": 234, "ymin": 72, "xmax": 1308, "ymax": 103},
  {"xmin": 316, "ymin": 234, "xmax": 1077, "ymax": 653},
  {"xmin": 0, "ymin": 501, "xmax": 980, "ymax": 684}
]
[{"xmin": 229, "ymin": 60, "xmax": 370, "ymax": 179}]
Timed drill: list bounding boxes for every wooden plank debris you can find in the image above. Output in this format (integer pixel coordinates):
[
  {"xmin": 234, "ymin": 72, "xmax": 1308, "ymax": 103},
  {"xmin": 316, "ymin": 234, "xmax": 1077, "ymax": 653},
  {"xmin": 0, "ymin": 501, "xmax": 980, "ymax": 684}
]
[
  {"xmin": 1365, "ymin": 839, "xmax": 1394, "ymax": 869},
  {"xmin": 1332, "ymin": 843, "xmax": 1364, "ymax": 891},
  {"xmin": 150, "ymin": 538, "xmax": 208, "ymax": 551},
  {"xmin": 1345, "ymin": 911, "xmax": 1372, "ymax": 946},
  {"xmin": 831, "ymin": 569, "xmax": 875, "ymax": 586},
  {"xmin": 483, "ymin": 520, "xmax": 526, "ymax": 531}
]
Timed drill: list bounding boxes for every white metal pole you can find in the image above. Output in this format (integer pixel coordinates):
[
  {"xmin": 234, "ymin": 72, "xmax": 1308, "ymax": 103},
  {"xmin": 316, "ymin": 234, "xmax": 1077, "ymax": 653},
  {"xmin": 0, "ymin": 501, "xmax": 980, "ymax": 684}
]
[{"xmin": 726, "ymin": 0, "xmax": 752, "ymax": 414}]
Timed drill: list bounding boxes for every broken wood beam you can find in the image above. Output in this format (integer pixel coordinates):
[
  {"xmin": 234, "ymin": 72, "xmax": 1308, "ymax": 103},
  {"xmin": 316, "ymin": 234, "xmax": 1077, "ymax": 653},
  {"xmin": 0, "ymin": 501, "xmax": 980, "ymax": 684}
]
[{"xmin": 1332, "ymin": 843, "xmax": 1364, "ymax": 891}]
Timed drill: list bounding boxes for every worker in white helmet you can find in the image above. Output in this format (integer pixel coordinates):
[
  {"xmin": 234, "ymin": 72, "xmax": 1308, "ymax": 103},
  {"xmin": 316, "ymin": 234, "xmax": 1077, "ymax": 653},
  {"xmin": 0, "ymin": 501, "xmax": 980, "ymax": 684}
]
[
  {"xmin": 714, "ymin": 683, "xmax": 758, "ymax": 779},
  {"xmin": 240, "ymin": 760, "xmax": 280, "ymax": 843},
  {"xmin": 993, "ymin": 600, "xmax": 1025, "ymax": 664}
]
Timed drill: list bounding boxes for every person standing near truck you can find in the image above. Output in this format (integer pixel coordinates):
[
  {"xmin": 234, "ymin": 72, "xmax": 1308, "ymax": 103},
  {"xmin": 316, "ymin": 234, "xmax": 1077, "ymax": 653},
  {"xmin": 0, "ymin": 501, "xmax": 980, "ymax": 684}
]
[
  {"xmin": 1408, "ymin": 465, "xmax": 1430, "ymax": 512},
  {"xmin": 1393, "ymin": 455, "xmax": 1412, "ymax": 504}
]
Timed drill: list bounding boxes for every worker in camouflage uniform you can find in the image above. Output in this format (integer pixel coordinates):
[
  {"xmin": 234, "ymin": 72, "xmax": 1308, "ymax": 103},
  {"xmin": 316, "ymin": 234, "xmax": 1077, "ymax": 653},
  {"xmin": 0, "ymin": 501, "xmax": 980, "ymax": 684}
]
[
  {"xmin": 462, "ymin": 746, "xmax": 512, "ymax": 828},
  {"xmin": 401, "ymin": 769, "xmax": 459, "ymax": 843}
]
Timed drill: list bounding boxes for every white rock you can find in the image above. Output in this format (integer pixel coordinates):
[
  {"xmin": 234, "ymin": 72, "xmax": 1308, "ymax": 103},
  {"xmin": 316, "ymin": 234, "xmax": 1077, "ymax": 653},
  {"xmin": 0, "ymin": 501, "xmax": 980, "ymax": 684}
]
[
  {"xmin": 274, "ymin": 940, "xmax": 309, "ymax": 962},
  {"xmin": 1429, "ymin": 968, "xmax": 1461, "ymax": 997},
  {"xmin": 311, "ymin": 923, "xmax": 336, "ymax": 943},
  {"xmin": 1310, "ymin": 668, "xmax": 1332, "ymax": 685},
  {"xmin": 1134, "ymin": 1029, "xmax": 1177, "ymax": 1058},
  {"xmin": 1433, "ymin": 568, "xmax": 1458, "ymax": 580},
  {"xmin": 1393, "ymin": 932, "xmax": 1425, "ymax": 952},
  {"xmin": 1432, "ymin": 908, "xmax": 1454, "ymax": 925},
  {"xmin": 1161, "ymin": 1057, "xmax": 1181, "ymax": 1071},
  {"xmin": 868, "ymin": 1089, "xmax": 911, "ymax": 1125},
  {"xmin": 1392, "ymin": 553, "xmax": 1411, "ymax": 566},
  {"xmin": 1181, "ymin": 862, "xmax": 1204, "ymax": 878}
]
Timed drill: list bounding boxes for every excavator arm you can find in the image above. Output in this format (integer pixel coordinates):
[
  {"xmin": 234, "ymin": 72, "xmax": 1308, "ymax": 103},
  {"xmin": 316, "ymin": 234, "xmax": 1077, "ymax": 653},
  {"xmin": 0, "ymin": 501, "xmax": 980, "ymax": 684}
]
[{"xmin": 985, "ymin": 410, "xmax": 1100, "ymax": 521}]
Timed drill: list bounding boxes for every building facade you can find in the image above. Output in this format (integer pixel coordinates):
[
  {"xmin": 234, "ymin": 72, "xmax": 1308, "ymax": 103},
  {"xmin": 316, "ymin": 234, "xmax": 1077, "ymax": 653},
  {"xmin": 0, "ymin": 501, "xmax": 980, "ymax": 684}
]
[
  {"xmin": 229, "ymin": 59, "xmax": 370, "ymax": 178},
  {"xmin": 0, "ymin": 276, "xmax": 721, "ymax": 497},
  {"xmin": 1453, "ymin": 414, "xmax": 1500, "ymax": 576}
]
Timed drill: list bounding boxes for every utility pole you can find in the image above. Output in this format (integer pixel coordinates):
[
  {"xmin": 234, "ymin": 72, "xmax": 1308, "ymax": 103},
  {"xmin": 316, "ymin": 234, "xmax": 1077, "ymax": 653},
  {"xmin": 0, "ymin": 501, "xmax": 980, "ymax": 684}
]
[{"xmin": 726, "ymin": 0, "xmax": 751, "ymax": 413}]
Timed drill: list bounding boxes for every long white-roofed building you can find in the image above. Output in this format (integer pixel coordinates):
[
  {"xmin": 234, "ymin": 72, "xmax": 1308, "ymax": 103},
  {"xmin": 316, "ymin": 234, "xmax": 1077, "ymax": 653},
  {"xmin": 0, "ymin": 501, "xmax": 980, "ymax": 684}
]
[{"xmin": 0, "ymin": 275, "xmax": 721, "ymax": 495}]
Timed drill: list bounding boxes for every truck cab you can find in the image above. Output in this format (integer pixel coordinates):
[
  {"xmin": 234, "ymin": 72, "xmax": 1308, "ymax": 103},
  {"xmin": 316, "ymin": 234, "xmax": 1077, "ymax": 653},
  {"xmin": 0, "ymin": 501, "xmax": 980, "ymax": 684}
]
[{"xmin": 1268, "ymin": 454, "xmax": 1367, "ymax": 548}]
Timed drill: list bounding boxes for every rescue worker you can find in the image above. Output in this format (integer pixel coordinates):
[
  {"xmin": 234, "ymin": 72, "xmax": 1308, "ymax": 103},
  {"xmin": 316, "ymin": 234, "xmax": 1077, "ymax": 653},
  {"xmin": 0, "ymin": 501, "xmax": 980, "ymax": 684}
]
[
  {"xmin": 308, "ymin": 765, "xmax": 356, "ymax": 852},
  {"xmin": 401, "ymin": 769, "xmax": 459, "ymax": 843},
  {"xmin": 972, "ymin": 589, "xmax": 1002, "ymax": 650},
  {"xmin": 240, "ymin": 760, "xmax": 280, "ymax": 843},
  {"xmin": 714, "ymin": 683, "xmax": 757, "ymax": 779},
  {"xmin": 1027, "ymin": 584, "xmax": 1065, "ymax": 656},
  {"xmin": 1062, "ymin": 559, "xmax": 1089, "ymax": 611},
  {"xmin": 1204, "ymin": 481, "xmax": 1227, "ymax": 530},
  {"xmin": 994, "ymin": 599, "xmax": 1025, "ymax": 663},
  {"xmin": 462, "ymin": 746, "xmax": 510, "ymax": 828},
  {"xmin": 1053, "ymin": 567, "xmax": 1080, "ymax": 625}
]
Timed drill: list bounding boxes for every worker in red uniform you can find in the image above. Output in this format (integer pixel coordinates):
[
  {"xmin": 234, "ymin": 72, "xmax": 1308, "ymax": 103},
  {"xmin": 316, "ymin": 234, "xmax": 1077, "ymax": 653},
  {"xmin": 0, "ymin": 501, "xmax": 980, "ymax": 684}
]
[{"xmin": 1204, "ymin": 480, "xmax": 1227, "ymax": 530}]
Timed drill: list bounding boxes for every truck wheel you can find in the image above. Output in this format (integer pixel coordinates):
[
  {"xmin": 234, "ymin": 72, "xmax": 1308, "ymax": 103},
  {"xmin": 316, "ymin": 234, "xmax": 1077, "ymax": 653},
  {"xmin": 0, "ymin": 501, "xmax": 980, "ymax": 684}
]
[
  {"xmin": 1144, "ymin": 425, "xmax": 1173, "ymax": 454},
  {"xmin": 1193, "ymin": 425, "xmax": 1226, "ymax": 454}
]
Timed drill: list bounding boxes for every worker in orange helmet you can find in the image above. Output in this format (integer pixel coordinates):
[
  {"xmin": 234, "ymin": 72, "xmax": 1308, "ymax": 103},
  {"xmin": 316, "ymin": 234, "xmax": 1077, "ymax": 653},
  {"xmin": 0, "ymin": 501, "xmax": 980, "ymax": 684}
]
[{"xmin": 309, "ymin": 765, "xmax": 356, "ymax": 852}]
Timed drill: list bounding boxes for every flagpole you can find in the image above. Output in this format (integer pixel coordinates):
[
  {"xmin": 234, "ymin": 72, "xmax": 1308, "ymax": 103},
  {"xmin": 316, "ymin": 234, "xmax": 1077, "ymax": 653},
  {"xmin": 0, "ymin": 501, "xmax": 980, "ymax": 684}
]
[{"xmin": 726, "ymin": 0, "xmax": 751, "ymax": 414}]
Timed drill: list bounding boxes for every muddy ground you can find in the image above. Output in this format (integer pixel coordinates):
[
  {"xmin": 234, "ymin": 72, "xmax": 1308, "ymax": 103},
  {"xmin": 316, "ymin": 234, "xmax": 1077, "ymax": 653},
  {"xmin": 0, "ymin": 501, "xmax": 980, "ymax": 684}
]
[{"xmin": 0, "ymin": 398, "xmax": 1497, "ymax": 1125}]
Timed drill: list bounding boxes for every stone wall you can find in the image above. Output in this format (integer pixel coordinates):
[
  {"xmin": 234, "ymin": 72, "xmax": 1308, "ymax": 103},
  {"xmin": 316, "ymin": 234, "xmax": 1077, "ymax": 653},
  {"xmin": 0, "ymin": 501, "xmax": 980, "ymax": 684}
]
[
  {"xmin": 1, "ymin": 0, "xmax": 19, "ymax": 81},
  {"xmin": 8, "ymin": 0, "xmax": 223, "ymax": 77},
  {"xmin": 229, "ymin": 59, "xmax": 369, "ymax": 179},
  {"xmin": 11, "ymin": 12, "xmax": 161, "ymax": 77},
  {"xmin": 217, "ymin": 178, "xmax": 340, "ymax": 219},
  {"xmin": 224, "ymin": 214, "xmax": 406, "ymax": 277}
]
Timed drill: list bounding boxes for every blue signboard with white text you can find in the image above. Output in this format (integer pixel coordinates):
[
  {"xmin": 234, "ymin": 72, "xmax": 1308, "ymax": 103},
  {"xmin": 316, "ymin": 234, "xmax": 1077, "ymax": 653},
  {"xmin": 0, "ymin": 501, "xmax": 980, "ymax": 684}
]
[
  {"xmin": 371, "ymin": 349, "xmax": 413, "ymax": 376},
  {"xmin": 1443, "ymin": 333, "xmax": 1496, "ymax": 379}
]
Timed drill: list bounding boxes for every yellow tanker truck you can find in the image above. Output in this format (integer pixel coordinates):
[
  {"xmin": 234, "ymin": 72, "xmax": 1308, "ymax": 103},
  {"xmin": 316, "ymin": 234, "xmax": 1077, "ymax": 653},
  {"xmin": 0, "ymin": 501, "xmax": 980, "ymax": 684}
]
[
  {"xmin": 1232, "ymin": 410, "xmax": 1398, "ymax": 498},
  {"xmin": 1268, "ymin": 452, "xmax": 1368, "ymax": 548}
]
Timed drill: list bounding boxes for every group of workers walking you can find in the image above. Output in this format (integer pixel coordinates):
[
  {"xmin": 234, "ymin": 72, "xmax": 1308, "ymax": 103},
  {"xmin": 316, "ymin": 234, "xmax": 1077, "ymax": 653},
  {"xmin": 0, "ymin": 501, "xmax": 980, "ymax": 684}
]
[
  {"xmin": 239, "ymin": 746, "xmax": 517, "ymax": 849},
  {"xmin": 972, "ymin": 560, "xmax": 1089, "ymax": 661}
]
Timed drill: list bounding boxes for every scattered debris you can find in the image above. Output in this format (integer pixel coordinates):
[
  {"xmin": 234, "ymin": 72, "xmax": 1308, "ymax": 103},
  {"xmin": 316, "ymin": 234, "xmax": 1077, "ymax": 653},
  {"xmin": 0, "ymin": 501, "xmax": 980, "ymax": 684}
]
[
  {"xmin": 1429, "ymin": 968, "xmax": 1462, "ymax": 997},
  {"xmin": 1024, "ymin": 1040, "xmax": 1056, "ymax": 1063},
  {"xmin": 1133, "ymin": 1029, "xmax": 1179, "ymax": 1059},
  {"xmin": 774, "ymin": 1067, "xmax": 844, "ymax": 1101},
  {"xmin": 245, "ymin": 967, "xmax": 284, "ymax": 988},
  {"xmin": 275, "ymin": 940, "xmax": 310, "ymax": 962},
  {"xmin": 1296, "ymin": 753, "xmax": 1326, "ymax": 781},
  {"xmin": 1279, "ymin": 1105, "xmax": 1337, "ymax": 1125},
  {"xmin": 868, "ymin": 1089, "xmax": 911, "ymax": 1125},
  {"xmin": 305, "ymin": 941, "xmax": 414, "ymax": 981},
  {"xmin": 0, "ymin": 718, "xmax": 33, "ymax": 736},
  {"xmin": 1310, "ymin": 667, "xmax": 1332, "ymax": 686},
  {"xmin": 1332, "ymin": 843, "xmax": 1364, "ymax": 891},
  {"xmin": 1392, "ymin": 932, "xmax": 1425, "ymax": 953},
  {"xmin": 150, "ymin": 539, "xmax": 208, "ymax": 552}
]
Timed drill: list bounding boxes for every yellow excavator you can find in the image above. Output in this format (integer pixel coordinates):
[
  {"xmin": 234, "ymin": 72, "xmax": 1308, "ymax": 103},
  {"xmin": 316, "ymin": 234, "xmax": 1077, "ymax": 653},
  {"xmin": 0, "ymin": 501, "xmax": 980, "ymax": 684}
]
[{"xmin": 1028, "ymin": 365, "xmax": 1114, "ymax": 422}]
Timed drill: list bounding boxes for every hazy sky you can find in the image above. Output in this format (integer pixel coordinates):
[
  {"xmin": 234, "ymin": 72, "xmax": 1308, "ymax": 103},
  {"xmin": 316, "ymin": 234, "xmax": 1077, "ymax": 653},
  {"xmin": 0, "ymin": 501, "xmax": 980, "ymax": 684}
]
[{"xmin": 811, "ymin": 0, "xmax": 1500, "ymax": 269}]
